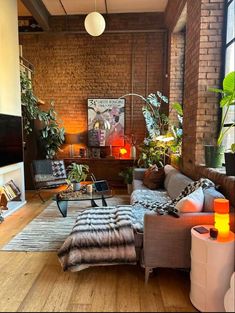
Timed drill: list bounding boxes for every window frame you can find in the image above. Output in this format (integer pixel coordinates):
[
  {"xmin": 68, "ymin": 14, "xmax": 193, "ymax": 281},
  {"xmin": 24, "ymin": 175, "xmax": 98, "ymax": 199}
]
[{"xmin": 222, "ymin": 0, "xmax": 235, "ymax": 149}]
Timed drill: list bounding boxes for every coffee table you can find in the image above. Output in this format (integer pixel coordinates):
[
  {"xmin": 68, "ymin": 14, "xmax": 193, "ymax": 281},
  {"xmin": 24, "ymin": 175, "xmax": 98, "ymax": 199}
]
[{"xmin": 54, "ymin": 189, "xmax": 113, "ymax": 217}]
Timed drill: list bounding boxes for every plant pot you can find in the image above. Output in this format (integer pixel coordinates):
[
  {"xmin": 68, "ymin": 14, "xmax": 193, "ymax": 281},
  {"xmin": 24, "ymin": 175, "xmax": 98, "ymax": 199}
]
[
  {"xmin": 72, "ymin": 182, "xmax": 81, "ymax": 191},
  {"xmin": 224, "ymin": 152, "xmax": 235, "ymax": 176},
  {"xmin": 127, "ymin": 183, "xmax": 133, "ymax": 195},
  {"xmin": 204, "ymin": 145, "xmax": 224, "ymax": 168}
]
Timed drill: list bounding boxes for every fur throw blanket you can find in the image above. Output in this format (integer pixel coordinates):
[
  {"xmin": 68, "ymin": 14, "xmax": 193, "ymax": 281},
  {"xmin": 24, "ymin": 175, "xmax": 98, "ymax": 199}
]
[
  {"xmin": 132, "ymin": 178, "xmax": 215, "ymax": 215},
  {"xmin": 58, "ymin": 206, "xmax": 136, "ymax": 271}
]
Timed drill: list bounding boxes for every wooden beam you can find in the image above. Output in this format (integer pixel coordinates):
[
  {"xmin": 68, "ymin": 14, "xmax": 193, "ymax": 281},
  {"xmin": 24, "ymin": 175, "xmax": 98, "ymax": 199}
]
[{"xmin": 21, "ymin": 0, "xmax": 50, "ymax": 31}]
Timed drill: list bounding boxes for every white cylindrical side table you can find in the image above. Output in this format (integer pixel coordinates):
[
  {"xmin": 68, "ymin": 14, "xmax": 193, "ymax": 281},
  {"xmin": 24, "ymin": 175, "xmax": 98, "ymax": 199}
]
[{"xmin": 190, "ymin": 225, "xmax": 234, "ymax": 312}]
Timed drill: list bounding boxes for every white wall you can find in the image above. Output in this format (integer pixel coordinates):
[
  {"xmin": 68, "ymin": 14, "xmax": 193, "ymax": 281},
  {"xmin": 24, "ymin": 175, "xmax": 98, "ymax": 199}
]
[{"xmin": 0, "ymin": 0, "xmax": 21, "ymax": 116}]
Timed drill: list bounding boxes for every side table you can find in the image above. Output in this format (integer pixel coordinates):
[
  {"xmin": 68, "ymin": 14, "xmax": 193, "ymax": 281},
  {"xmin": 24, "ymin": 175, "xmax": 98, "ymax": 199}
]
[{"xmin": 190, "ymin": 225, "xmax": 234, "ymax": 312}]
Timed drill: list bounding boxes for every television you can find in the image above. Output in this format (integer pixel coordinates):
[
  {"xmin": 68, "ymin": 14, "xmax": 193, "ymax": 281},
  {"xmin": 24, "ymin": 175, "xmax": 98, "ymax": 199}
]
[{"xmin": 0, "ymin": 113, "xmax": 24, "ymax": 167}]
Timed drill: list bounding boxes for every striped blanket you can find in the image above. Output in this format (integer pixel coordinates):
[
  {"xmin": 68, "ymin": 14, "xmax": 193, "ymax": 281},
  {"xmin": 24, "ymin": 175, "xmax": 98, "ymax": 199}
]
[{"xmin": 57, "ymin": 206, "xmax": 136, "ymax": 271}]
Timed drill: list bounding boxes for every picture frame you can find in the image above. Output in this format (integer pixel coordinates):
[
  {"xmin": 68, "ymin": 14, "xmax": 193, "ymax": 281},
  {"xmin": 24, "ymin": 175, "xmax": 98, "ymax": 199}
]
[{"xmin": 87, "ymin": 98, "xmax": 125, "ymax": 147}]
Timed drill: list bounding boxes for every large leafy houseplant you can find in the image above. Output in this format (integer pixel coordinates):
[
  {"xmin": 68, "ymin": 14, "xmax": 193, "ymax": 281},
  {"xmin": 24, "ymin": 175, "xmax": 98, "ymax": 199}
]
[
  {"xmin": 119, "ymin": 92, "xmax": 169, "ymax": 140},
  {"xmin": 119, "ymin": 92, "xmax": 169, "ymax": 168},
  {"xmin": 39, "ymin": 101, "xmax": 65, "ymax": 159},
  {"xmin": 209, "ymin": 71, "xmax": 235, "ymax": 146},
  {"xmin": 20, "ymin": 73, "xmax": 65, "ymax": 159},
  {"xmin": 206, "ymin": 71, "xmax": 235, "ymax": 169}
]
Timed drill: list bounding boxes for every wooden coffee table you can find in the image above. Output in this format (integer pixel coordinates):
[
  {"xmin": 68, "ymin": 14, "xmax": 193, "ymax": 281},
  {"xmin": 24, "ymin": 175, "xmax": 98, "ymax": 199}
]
[{"xmin": 54, "ymin": 189, "xmax": 113, "ymax": 217}]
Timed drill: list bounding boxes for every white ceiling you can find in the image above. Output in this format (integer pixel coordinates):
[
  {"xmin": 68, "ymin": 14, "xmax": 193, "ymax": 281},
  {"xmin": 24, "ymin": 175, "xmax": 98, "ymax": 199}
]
[{"xmin": 41, "ymin": 0, "xmax": 168, "ymax": 15}]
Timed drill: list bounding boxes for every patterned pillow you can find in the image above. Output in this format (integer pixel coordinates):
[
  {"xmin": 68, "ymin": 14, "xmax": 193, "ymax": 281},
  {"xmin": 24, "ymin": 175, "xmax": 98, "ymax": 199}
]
[
  {"xmin": 143, "ymin": 165, "xmax": 165, "ymax": 190},
  {"xmin": 51, "ymin": 160, "xmax": 67, "ymax": 179}
]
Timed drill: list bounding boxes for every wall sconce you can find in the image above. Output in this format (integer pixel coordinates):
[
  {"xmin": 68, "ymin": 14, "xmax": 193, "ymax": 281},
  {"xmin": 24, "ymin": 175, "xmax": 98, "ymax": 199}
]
[
  {"xmin": 214, "ymin": 198, "xmax": 230, "ymax": 240},
  {"xmin": 84, "ymin": 0, "xmax": 106, "ymax": 36},
  {"xmin": 65, "ymin": 133, "xmax": 79, "ymax": 158}
]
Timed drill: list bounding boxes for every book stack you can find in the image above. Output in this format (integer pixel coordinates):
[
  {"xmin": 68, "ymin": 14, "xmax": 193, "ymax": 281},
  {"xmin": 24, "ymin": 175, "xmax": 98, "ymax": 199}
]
[{"xmin": 0, "ymin": 180, "xmax": 21, "ymax": 201}]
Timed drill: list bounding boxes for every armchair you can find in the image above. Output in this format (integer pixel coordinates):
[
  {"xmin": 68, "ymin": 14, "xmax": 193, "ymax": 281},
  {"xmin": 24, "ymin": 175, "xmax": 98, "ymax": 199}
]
[{"xmin": 31, "ymin": 159, "xmax": 67, "ymax": 202}]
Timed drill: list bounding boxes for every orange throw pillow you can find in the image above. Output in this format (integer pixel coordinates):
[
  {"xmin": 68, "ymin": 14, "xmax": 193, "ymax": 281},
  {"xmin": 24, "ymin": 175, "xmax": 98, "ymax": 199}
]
[{"xmin": 143, "ymin": 165, "xmax": 165, "ymax": 189}]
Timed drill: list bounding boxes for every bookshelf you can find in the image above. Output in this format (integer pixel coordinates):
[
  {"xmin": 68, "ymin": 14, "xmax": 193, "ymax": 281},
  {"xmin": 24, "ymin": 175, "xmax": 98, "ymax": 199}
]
[{"xmin": 0, "ymin": 162, "xmax": 26, "ymax": 218}]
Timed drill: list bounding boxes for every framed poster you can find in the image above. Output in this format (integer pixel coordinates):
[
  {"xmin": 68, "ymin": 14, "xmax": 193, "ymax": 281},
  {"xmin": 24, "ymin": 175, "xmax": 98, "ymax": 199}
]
[{"xmin": 87, "ymin": 98, "xmax": 125, "ymax": 147}]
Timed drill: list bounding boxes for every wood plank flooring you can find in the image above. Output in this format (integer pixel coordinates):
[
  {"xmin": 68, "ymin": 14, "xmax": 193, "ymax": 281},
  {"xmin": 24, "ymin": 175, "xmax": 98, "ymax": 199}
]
[{"xmin": 0, "ymin": 189, "xmax": 197, "ymax": 312}]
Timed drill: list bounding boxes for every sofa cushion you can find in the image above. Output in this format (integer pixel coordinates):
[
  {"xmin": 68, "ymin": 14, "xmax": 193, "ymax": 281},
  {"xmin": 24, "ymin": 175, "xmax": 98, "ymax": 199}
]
[
  {"xmin": 143, "ymin": 165, "xmax": 165, "ymax": 189},
  {"xmin": 165, "ymin": 170, "xmax": 194, "ymax": 200},
  {"xmin": 203, "ymin": 187, "xmax": 225, "ymax": 212},
  {"xmin": 176, "ymin": 187, "xmax": 204, "ymax": 213},
  {"xmin": 132, "ymin": 179, "xmax": 150, "ymax": 191}
]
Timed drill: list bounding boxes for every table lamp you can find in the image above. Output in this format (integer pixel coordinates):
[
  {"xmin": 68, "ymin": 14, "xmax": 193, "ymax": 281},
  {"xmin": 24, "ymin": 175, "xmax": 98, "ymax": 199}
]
[
  {"xmin": 119, "ymin": 148, "xmax": 127, "ymax": 158},
  {"xmin": 65, "ymin": 133, "xmax": 79, "ymax": 158},
  {"xmin": 214, "ymin": 198, "xmax": 230, "ymax": 240}
]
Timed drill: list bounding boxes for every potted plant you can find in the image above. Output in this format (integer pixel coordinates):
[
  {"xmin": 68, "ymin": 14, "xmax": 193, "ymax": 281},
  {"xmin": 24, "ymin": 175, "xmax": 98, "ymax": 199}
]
[
  {"xmin": 119, "ymin": 167, "xmax": 133, "ymax": 194},
  {"xmin": 224, "ymin": 143, "xmax": 235, "ymax": 176},
  {"xmin": 66, "ymin": 163, "xmax": 89, "ymax": 191},
  {"xmin": 206, "ymin": 71, "xmax": 235, "ymax": 168},
  {"xmin": 38, "ymin": 101, "xmax": 65, "ymax": 159}
]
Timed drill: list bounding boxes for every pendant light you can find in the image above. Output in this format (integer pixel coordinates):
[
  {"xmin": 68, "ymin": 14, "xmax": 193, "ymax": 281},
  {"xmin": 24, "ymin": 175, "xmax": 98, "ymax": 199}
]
[{"xmin": 84, "ymin": 0, "xmax": 106, "ymax": 36}]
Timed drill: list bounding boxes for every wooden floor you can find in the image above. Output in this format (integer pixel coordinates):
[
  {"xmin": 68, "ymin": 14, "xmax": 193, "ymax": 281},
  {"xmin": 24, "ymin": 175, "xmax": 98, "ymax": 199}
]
[{"xmin": 0, "ymin": 189, "xmax": 197, "ymax": 312}]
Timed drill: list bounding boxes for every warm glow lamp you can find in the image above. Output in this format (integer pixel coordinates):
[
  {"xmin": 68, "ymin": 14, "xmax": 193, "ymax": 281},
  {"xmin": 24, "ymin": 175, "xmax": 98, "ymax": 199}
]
[
  {"xmin": 84, "ymin": 1, "xmax": 105, "ymax": 36},
  {"xmin": 119, "ymin": 148, "xmax": 127, "ymax": 158},
  {"xmin": 65, "ymin": 133, "xmax": 79, "ymax": 158},
  {"xmin": 214, "ymin": 198, "xmax": 230, "ymax": 240}
]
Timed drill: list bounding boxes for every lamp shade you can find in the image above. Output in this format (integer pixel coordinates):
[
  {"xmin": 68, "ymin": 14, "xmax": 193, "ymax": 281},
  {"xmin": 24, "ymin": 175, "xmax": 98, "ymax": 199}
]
[
  {"xmin": 84, "ymin": 11, "xmax": 105, "ymax": 36},
  {"xmin": 65, "ymin": 133, "xmax": 79, "ymax": 144}
]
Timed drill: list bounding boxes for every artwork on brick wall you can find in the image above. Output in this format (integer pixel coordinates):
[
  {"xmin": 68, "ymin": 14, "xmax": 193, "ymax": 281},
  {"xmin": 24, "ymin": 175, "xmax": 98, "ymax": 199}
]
[{"xmin": 88, "ymin": 99, "xmax": 125, "ymax": 147}]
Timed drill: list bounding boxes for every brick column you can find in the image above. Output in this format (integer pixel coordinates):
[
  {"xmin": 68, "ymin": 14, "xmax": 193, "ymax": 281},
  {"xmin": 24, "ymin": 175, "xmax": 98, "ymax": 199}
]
[
  {"xmin": 168, "ymin": 32, "xmax": 185, "ymax": 125},
  {"xmin": 182, "ymin": 0, "xmax": 224, "ymax": 175}
]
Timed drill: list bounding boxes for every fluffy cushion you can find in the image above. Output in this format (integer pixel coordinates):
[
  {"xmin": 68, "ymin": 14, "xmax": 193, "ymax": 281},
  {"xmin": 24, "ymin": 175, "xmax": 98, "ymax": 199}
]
[
  {"xmin": 165, "ymin": 171, "xmax": 194, "ymax": 199},
  {"xmin": 176, "ymin": 187, "xmax": 204, "ymax": 213},
  {"xmin": 203, "ymin": 187, "xmax": 225, "ymax": 212},
  {"xmin": 143, "ymin": 165, "xmax": 165, "ymax": 190}
]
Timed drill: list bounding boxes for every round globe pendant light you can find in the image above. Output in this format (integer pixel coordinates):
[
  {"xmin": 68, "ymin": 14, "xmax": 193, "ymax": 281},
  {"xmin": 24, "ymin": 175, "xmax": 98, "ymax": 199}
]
[{"xmin": 85, "ymin": 11, "xmax": 106, "ymax": 36}]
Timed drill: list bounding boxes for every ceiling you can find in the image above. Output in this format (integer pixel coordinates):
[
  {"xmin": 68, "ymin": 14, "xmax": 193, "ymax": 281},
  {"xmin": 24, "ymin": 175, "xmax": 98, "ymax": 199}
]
[{"xmin": 18, "ymin": 0, "xmax": 168, "ymax": 16}]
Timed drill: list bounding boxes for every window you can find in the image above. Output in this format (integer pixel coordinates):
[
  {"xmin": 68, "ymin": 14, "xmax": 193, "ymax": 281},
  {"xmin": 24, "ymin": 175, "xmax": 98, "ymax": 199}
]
[{"xmin": 223, "ymin": 0, "xmax": 235, "ymax": 150}]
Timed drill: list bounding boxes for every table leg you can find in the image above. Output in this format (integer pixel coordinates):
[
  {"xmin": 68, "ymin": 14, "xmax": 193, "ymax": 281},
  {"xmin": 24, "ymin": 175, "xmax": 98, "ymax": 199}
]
[
  {"xmin": 91, "ymin": 199, "xmax": 98, "ymax": 207},
  {"xmin": 57, "ymin": 200, "xmax": 68, "ymax": 217},
  {"xmin": 102, "ymin": 194, "xmax": 107, "ymax": 206}
]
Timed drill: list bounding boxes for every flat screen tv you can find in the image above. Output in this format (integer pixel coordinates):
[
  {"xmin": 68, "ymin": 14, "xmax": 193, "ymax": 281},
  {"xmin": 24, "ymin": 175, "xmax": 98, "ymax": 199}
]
[{"xmin": 0, "ymin": 113, "xmax": 23, "ymax": 167}]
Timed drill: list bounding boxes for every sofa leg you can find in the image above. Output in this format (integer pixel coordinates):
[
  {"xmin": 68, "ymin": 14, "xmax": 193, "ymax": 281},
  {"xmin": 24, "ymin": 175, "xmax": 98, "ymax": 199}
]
[{"xmin": 145, "ymin": 267, "xmax": 152, "ymax": 284}]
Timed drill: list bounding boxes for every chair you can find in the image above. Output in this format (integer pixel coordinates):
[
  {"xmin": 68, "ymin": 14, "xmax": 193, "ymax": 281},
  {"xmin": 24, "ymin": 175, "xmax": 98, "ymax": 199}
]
[{"xmin": 31, "ymin": 159, "xmax": 68, "ymax": 202}]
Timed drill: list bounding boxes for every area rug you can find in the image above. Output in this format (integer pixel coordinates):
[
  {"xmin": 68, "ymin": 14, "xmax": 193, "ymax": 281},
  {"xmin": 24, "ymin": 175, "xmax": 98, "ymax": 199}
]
[{"xmin": 2, "ymin": 195, "xmax": 130, "ymax": 252}]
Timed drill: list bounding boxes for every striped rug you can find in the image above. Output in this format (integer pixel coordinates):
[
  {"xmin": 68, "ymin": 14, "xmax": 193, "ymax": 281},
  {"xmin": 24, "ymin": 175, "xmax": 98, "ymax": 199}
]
[{"xmin": 1, "ymin": 195, "xmax": 130, "ymax": 252}]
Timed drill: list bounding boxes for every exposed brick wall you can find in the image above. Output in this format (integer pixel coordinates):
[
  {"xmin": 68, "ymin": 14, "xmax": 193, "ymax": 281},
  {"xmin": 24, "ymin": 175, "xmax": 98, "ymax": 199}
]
[
  {"xmin": 183, "ymin": 0, "xmax": 224, "ymax": 175},
  {"xmin": 168, "ymin": 32, "xmax": 185, "ymax": 125},
  {"xmin": 182, "ymin": 0, "xmax": 202, "ymax": 174},
  {"xmin": 165, "ymin": 0, "xmax": 224, "ymax": 175},
  {"xmin": 195, "ymin": 0, "xmax": 224, "ymax": 163},
  {"xmin": 20, "ymin": 14, "xmax": 167, "ymax": 159}
]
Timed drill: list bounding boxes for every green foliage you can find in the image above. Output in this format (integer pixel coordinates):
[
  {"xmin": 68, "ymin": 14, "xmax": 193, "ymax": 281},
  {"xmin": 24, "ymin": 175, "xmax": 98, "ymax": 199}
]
[
  {"xmin": 209, "ymin": 71, "xmax": 235, "ymax": 146},
  {"xmin": 39, "ymin": 101, "xmax": 65, "ymax": 159},
  {"xmin": 137, "ymin": 138, "xmax": 167, "ymax": 168},
  {"xmin": 20, "ymin": 72, "xmax": 40, "ymax": 134},
  {"xmin": 66, "ymin": 163, "xmax": 89, "ymax": 184},
  {"xmin": 119, "ymin": 92, "xmax": 169, "ymax": 140},
  {"xmin": 20, "ymin": 73, "xmax": 65, "ymax": 159},
  {"xmin": 169, "ymin": 102, "xmax": 183, "ymax": 155},
  {"xmin": 230, "ymin": 143, "xmax": 235, "ymax": 153},
  {"xmin": 119, "ymin": 167, "xmax": 133, "ymax": 184}
]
